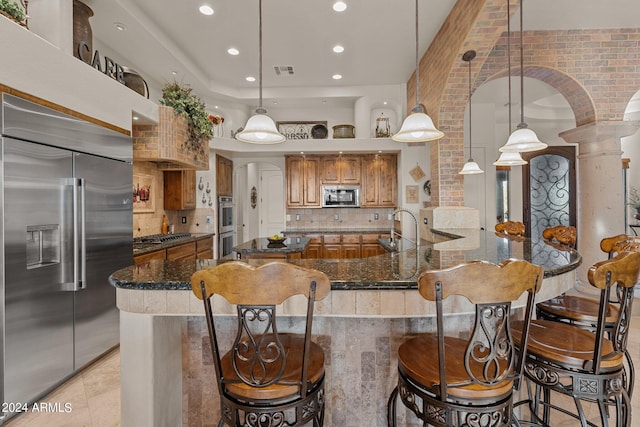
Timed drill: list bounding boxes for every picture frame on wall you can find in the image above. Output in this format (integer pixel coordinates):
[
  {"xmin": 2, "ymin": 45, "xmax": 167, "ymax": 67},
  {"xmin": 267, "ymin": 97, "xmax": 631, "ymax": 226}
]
[
  {"xmin": 133, "ymin": 173, "xmax": 155, "ymax": 213},
  {"xmin": 406, "ymin": 185, "xmax": 419, "ymax": 204}
]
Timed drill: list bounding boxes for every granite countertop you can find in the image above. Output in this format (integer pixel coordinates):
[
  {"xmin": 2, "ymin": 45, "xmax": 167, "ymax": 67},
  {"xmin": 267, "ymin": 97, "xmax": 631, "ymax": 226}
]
[
  {"xmin": 233, "ymin": 237, "xmax": 311, "ymax": 255},
  {"xmin": 133, "ymin": 233, "xmax": 215, "ymax": 256},
  {"xmin": 283, "ymin": 228, "xmax": 391, "ymax": 235},
  {"xmin": 111, "ymin": 228, "xmax": 582, "ymax": 291}
]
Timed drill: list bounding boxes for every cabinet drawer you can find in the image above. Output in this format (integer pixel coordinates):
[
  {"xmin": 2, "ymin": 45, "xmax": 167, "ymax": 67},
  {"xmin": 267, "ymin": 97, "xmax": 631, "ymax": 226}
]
[
  {"xmin": 305, "ymin": 234, "xmax": 322, "ymax": 244},
  {"xmin": 134, "ymin": 249, "xmax": 166, "ymax": 264},
  {"xmin": 342, "ymin": 234, "xmax": 360, "ymax": 244},
  {"xmin": 196, "ymin": 237, "xmax": 213, "ymax": 253},
  {"xmin": 167, "ymin": 242, "xmax": 196, "ymax": 260},
  {"xmin": 362, "ymin": 234, "xmax": 382, "ymax": 243},
  {"xmin": 323, "ymin": 234, "xmax": 341, "ymax": 244}
]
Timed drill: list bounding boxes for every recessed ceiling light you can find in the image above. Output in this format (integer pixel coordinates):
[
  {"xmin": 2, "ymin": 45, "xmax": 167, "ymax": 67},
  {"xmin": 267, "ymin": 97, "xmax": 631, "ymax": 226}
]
[
  {"xmin": 272, "ymin": 101, "xmax": 278, "ymax": 105},
  {"xmin": 383, "ymin": 101, "xmax": 388, "ymax": 105},
  {"xmin": 171, "ymin": 71, "xmax": 177, "ymax": 76},
  {"xmin": 332, "ymin": 45, "xmax": 345, "ymax": 54},
  {"xmin": 133, "ymin": 116, "xmax": 139, "ymax": 121},
  {"xmin": 332, "ymin": 74, "xmax": 343, "ymax": 80},
  {"xmin": 246, "ymin": 76, "xmax": 256, "ymax": 82},
  {"xmin": 199, "ymin": 5, "xmax": 214, "ymax": 15},
  {"xmin": 114, "ymin": 22, "xmax": 127, "ymax": 31},
  {"xmin": 333, "ymin": 1, "xmax": 347, "ymax": 12},
  {"xmin": 214, "ymin": 105, "xmax": 219, "ymax": 109},
  {"xmin": 227, "ymin": 47, "xmax": 239, "ymax": 56}
]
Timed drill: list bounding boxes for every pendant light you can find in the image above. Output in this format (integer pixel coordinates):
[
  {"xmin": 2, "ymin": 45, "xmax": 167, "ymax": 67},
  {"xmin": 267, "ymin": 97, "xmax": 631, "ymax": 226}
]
[
  {"xmin": 494, "ymin": 0, "xmax": 527, "ymax": 166},
  {"xmin": 391, "ymin": 0, "xmax": 444, "ymax": 143},
  {"xmin": 459, "ymin": 50, "xmax": 483, "ymax": 175},
  {"xmin": 235, "ymin": 0, "xmax": 285, "ymax": 144},
  {"xmin": 498, "ymin": 0, "xmax": 546, "ymax": 153}
]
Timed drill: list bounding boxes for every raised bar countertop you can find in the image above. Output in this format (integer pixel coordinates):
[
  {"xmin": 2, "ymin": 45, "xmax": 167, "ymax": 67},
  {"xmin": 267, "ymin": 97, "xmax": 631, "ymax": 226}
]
[{"xmin": 111, "ymin": 228, "xmax": 581, "ymax": 291}]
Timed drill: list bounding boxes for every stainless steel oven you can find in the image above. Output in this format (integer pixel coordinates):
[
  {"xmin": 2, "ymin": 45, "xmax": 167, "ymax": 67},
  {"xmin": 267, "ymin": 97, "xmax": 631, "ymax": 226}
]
[
  {"xmin": 218, "ymin": 231, "xmax": 235, "ymax": 259},
  {"xmin": 218, "ymin": 196, "xmax": 233, "ymax": 233},
  {"xmin": 217, "ymin": 196, "xmax": 234, "ymax": 258}
]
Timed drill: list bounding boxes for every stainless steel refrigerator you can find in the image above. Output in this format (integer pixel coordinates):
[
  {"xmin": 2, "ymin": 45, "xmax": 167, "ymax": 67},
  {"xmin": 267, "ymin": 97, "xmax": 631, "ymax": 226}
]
[{"xmin": 0, "ymin": 94, "xmax": 133, "ymax": 422}]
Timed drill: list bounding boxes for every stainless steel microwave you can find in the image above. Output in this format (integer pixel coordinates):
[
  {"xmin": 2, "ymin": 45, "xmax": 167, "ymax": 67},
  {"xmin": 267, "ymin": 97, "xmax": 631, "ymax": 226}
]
[{"xmin": 322, "ymin": 185, "xmax": 360, "ymax": 208}]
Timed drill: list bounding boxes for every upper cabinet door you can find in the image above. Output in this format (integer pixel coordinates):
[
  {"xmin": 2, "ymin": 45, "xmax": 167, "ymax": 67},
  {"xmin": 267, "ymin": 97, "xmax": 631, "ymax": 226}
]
[
  {"xmin": 286, "ymin": 155, "xmax": 321, "ymax": 208},
  {"xmin": 216, "ymin": 155, "xmax": 233, "ymax": 197},
  {"xmin": 320, "ymin": 155, "xmax": 361, "ymax": 185}
]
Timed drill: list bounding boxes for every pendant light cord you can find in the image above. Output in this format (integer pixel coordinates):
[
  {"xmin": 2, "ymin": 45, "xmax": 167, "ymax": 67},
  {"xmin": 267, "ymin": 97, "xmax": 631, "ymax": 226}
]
[
  {"xmin": 468, "ymin": 55, "xmax": 472, "ymax": 156},
  {"xmin": 414, "ymin": 0, "xmax": 420, "ymax": 109},
  {"xmin": 507, "ymin": 0, "xmax": 512, "ymax": 133},
  {"xmin": 258, "ymin": 0, "xmax": 264, "ymax": 111},
  {"xmin": 519, "ymin": 0, "xmax": 525, "ymax": 127}
]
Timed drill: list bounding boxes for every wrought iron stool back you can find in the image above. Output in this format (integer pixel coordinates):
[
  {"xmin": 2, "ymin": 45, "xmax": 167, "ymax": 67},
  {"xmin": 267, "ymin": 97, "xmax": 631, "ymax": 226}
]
[
  {"xmin": 516, "ymin": 250, "xmax": 640, "ymax": 426},
  {"xmin": 191, "ymin": 261, "xmax": 331, "ymax": 427},
  {"xmin": 536, "ymin": 233, "xmax": 640, "ymax": 399},
  {"xmin": 387, "ymin": 259, "xmax": 543, "ymax": 426}
]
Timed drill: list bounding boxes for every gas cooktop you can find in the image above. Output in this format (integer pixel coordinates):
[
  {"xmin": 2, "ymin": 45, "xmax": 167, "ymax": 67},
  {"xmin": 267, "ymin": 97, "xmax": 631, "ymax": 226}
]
[{"xmin": 133, "ymin": 233, "xmax": 191, "ymax": 244}]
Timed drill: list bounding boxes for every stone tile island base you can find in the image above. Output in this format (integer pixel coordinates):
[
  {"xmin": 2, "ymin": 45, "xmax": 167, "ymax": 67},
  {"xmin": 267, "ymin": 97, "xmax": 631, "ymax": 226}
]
[{"xmin": 181, "ymin": 314, "xmax": 477, "ymax": 427}]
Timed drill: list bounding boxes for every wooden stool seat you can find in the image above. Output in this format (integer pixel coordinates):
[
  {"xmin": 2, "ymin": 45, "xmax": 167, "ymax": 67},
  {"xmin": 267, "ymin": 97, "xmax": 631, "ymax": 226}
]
[
  {"xmin": 398, "ymin": 335, "xmax": 514, "ymax": 400},
  {"xmin": 536, "ymin": 294, "xmax": 618, "ymax": 325},
  {"xmin": 221, "ymin": 334, "xmax": 325, "ymax": 401},
  {"xmin": 513, "ymin": 320, "xmax": 622, "ymax": 370}
]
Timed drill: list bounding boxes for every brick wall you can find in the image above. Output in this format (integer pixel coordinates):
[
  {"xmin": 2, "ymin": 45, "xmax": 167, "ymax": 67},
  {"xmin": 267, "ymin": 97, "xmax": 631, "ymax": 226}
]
[{"xmin": 411, "ymin": 0, "xmax": 640, "ymax": 208}]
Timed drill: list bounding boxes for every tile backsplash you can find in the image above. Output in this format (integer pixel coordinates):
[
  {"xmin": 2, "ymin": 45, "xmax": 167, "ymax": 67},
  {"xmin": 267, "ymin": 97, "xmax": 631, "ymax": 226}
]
[{"xmin": 286, "ymin": 207, "xmax": 395, "ymax": 230}]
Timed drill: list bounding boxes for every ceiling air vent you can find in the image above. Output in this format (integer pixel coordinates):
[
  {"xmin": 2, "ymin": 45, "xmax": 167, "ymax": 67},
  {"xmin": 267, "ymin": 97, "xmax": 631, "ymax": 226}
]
[{"xmin": 274, "ymin": 65, "xmax": 295, "ymax": 76}]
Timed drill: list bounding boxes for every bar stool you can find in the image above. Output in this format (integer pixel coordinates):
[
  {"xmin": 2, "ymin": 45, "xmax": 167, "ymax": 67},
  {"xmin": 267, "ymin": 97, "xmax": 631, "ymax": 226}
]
[
  {"xmin": 536, "ymin": 234, "xmax": 640, "ymax": 397},
  {"xmin": 495, "ymin": 220, "xmax": 525, "ymax": 237},
  {"xmin": 191, "ymin": 261, "xmax": 331, "ymax": 427},
  {"xmin": 387, "ymin": 259, "xmax": 543, "ymax": 426},
  {"xmin": 514, "ymin": 251, "xmax": 640, "ymax": 426},
  {"xmin": 542, "ymin": 225, "xmax": 577, "ymax": 248}
]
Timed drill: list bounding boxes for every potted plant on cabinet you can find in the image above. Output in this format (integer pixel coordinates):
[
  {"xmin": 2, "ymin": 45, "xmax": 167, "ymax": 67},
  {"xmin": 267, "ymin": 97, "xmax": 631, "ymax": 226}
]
[
  {"xmin": 0, "ymin": 0, "xmax": 26, "ymax": 25},
  {"xmin": 0, "ymin": 0, "xmax": 26, "ymax": 26}
]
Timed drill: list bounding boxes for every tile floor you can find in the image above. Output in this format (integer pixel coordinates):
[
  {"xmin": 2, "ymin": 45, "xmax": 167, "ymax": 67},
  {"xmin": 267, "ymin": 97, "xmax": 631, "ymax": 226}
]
[{"xmin": 5, "ymin": 317, "xmax": 640, "ymax": 427}]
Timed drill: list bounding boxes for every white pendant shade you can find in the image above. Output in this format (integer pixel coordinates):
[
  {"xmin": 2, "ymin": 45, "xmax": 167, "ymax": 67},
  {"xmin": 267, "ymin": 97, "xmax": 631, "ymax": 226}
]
[
  {"xmin": 493, "ymin": 151, "xmax": 527, "ymax": 166},
  {"xmin": 235, "ymin": 113, "xmax": 285, "ymax": 144},
  {"xmin": 392, "ymin": 111, "xmax": 444, "ymax": 142},
  {"xmin": 499, "ymin": 126, "xmax": 547, "ymax": 152},
  {"xmin": 459, "ymin": 159, "xmax": 484, "ymax": 174}
]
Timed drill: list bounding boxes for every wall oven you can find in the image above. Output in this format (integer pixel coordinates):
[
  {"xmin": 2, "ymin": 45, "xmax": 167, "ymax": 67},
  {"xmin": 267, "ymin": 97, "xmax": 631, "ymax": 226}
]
[{"xmin": 217, "ymin": 196, "xmax": 235, "ymax": 258}]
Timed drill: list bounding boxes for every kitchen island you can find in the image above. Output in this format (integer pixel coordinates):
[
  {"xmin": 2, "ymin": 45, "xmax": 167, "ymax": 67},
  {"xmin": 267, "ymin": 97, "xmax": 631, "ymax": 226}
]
[
  {"xmin": 233, "ymin": 236, "xmax": 310, "ymax": 259},
  {"xmin": 110, "ymin": 228, "xmax": 581, "ymax": 426}
]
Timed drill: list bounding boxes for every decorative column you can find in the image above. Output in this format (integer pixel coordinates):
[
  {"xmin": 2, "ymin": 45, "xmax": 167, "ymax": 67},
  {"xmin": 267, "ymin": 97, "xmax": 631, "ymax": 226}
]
[{"xmin": 559, "ymin": 121, "xmax": 640, "ymax": 289}]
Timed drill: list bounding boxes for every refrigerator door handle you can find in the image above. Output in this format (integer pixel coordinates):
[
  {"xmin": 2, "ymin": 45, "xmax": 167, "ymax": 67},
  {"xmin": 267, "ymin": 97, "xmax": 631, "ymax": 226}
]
[
  {"xmin": 61, "ymin": 178, "xmax": 86, "ymax": 291},
  {"xmin": 76, "ymin": 178, "xmax": 86, "ymax": 290}
]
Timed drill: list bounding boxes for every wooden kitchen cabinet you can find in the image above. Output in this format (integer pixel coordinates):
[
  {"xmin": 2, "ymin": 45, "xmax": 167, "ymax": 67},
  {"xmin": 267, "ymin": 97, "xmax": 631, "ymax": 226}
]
[
  {"xmin": 361, "ymin": 233, "xmax": 388, "ymax": 257},
  {"xmin": 361, "ymin": 153, "xmax": 397, "ymax": 207},
  {"xmin": 341, "ymin": 234, "xmax": 361, "ymax": 258},
  {"xmin": 302, "ymin": 234, "xmax": 322, "ymax": 259},
  {"xmin": 216, "ymin": 155, "xmax": 233, "ymax": 197},
  {"xmin": 320, "ymin": 155, "xmax": 361, "ymax": 185},
  {"xmin": 133, "ymin": 248, "xmax": 166, "ymax": 264},
  {"xmin": 164, "ymin": 170, "xmax": 196, "ymax": 210},
  {"xmin": 166, "ymin": 241, "xmax": 197, "ymax": 261},
  {"xmin": 321, "ymin": 234, "xmax": 342, "ymax": 259},
  {"xmin": 286, "ymin": 155, "xmax": 321, "ymax": 208},
  {"xmin": 196, "ymin": 236, "xmax": 214, "ymax": 259}
]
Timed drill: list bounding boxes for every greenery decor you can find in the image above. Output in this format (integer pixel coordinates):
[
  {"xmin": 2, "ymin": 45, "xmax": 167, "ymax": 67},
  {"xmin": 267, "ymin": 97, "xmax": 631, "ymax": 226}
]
[
  {"xmin": 0, "ymin": 0, "xmax": 26, "ymax": 23},
  {"xmin": 160, "ymin": 82, "xmax": 214, "ymax": 143}
]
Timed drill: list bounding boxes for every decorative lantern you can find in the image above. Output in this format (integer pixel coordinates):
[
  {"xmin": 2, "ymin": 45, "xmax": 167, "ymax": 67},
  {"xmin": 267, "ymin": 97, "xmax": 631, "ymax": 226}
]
[{"xmin": 375, "ymin": 113, "xmax": 390, "ymax": 138}]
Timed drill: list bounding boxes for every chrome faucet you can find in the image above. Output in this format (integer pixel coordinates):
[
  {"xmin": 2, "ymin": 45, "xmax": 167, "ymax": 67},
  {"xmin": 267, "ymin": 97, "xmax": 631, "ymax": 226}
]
[{"xmin": 390, "ymin": 208, "xmax": 420, "ymax": 248}]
